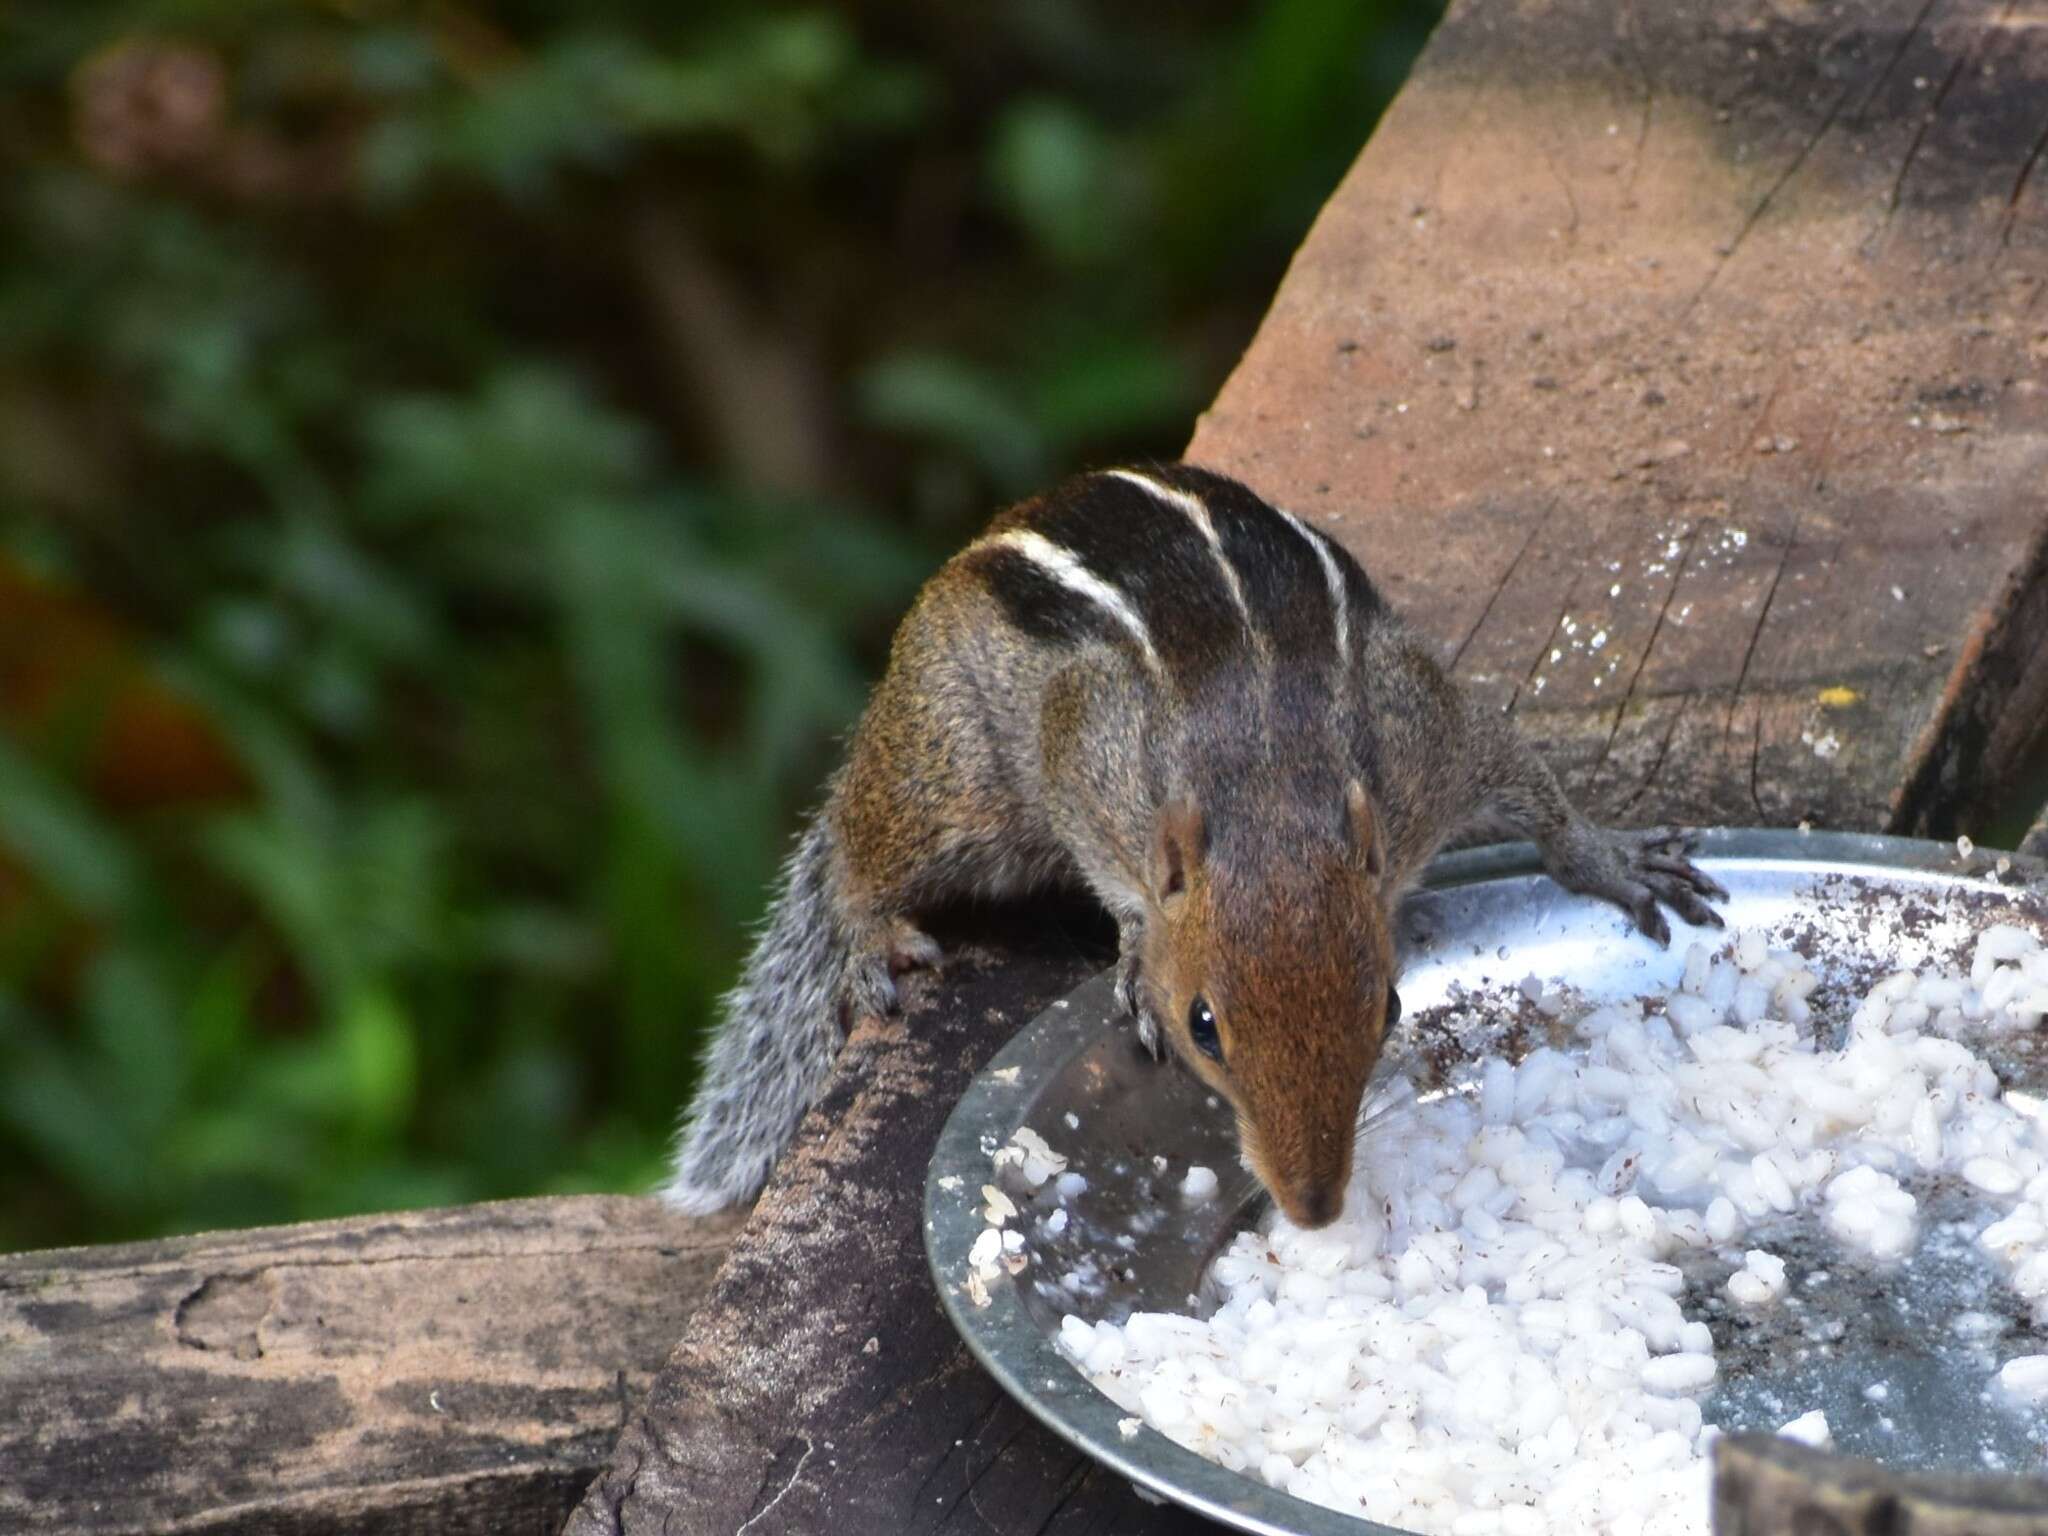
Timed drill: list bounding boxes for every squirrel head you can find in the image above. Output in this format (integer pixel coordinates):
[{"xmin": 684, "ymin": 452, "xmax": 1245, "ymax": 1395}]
[{"xmin": 1139, "ymin": 778, "xmax": 1396, "ymax": 1230}]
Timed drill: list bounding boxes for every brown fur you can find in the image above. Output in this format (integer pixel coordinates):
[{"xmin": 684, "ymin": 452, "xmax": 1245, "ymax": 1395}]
[
  {"xmin": 663, "ymin": 464, "xmax": 1725, "ymax": 1222},
  {"xmin": 1139, "ymin": 789, "xmax": 1395, "ymax": 1226}
]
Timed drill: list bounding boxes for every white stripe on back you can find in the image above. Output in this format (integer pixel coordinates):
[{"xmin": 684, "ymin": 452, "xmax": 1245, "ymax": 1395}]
[
  {"xmin": 1101, "ymin": 468, "xmax": 1253, "ymax": 628},
  {"xmin": 978, "ymin": 528, "xmax": 1162, "ymax": 672},
  {"xmin": 1276, "ymin": 507, "xmax": 1350, "ymax": 663}
]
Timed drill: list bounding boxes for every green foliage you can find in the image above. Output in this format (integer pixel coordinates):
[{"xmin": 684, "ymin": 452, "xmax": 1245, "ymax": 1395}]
[{"xmin": 0, "ymin": 0, "xmax": 1436, "ymax": 1251}]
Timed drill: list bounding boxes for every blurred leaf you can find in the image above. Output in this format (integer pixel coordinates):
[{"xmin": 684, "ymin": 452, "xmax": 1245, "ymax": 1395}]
[
  {"xmin": 0, "ymin": 1033, "xmax": 147, "ymax": 1209},
  {"xmin": 347, "ymin": 28, "xmax": 441, "ymax": 98},
  {"xmin": 857, "ymin": 354, "xmax": 1046, "ymax": 494},
  {"xmin": 1028, "ymin": 339, "xmax": 1194, "ymax": 451},
  {"xmin": 362, "ymin": 15, "xmax": 930, "ymax": 201},
  {"xmin": 989, "ymin": 98, "xmax": 1139, "ymax": 268},
  {"xmin": 0, "ymin": 0, "xmax": 1437, "ymax": 1252},
  {"xmin": 363, "ymin": 35, "xmax": 636, "ymax": 202},
  {"xmin": 336, "ymin": 984, "xmax": 417, "ymax": 1141},
  {"xmin": 0, "ymin": 732, "xmax": 141, "ymax": 921},
  {"xmin": 362, "ymin": 369, "xmax": 650, "ymax": 525},
  {"xmin": 82, "ymin": 946, "xmax": 185, "ymax": 1142}
]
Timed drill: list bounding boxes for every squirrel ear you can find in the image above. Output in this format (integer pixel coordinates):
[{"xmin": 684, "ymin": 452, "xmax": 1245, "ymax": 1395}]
[
  {"xmin": 1346, "ymin": 779, "xmax": 1385, "ymax": 882},
  {"xmin": 1151, "ymin": 797, "xmax": 1206, "ymax": 907}
]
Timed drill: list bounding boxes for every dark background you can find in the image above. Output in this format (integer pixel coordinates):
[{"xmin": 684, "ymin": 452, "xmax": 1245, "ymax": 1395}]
[{"xmin": 0, "ymin": 0, "xmax": 1439, "ymax": 1253}]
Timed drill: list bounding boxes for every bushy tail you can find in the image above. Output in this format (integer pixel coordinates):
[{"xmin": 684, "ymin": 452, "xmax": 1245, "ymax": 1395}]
[{"xmin": 660, "ymin": 817, "xmax": 849, "ymax": 1214}]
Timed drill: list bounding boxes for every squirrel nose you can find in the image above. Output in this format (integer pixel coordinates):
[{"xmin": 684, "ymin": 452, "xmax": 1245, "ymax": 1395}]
[{"xmin": 1288, "ymin": 1181, "xmax": 1345, "ymax": 1230}]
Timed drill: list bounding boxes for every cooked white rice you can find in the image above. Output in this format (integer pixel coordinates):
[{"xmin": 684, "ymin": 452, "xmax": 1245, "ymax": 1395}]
[{"xmin": 986, "ymin": 920, "xmax": 2048, "ymax": 1534}]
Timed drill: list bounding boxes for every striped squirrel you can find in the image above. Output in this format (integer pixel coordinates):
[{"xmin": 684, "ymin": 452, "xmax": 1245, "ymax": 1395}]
[{"xmin": 663, "ymin": 463, "xmax": 1725, "ymax": 1228}]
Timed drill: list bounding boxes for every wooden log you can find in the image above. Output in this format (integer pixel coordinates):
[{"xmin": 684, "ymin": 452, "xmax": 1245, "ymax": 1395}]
[
  {"xmin": 569, "ymin": 0, "xmax": 2048, "ymax": 1530},
  {"xmin": 563, "ymin": 905, "xmax": 1211, "ymax": 1535},
  {"xmin": 1189, "ymin": 0, "xmax": 2048, "ymax": 838},
  {"xmin": 1712, "ymin": 1433, "xmax": 2048, "ymax": 1535},
  {"xmin": 0, "ymin": 1196, "xmax": 735, "ymax": 1536}
]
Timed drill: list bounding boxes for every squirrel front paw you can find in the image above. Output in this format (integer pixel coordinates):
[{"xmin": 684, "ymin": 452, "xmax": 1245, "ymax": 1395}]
[
  {"xmin": 842, "ymin": 919, "xmax": 943, "ymax": 1024},
  {"xmin": 1113, "ymin": 940, "xmax": 1164, "ymax": 1060},
  {"xmin": 1557, "ymin": 826, "xmax": 1728, "ymax": 946}
]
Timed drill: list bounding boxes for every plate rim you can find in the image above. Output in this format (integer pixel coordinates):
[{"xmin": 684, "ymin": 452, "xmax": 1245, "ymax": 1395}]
[{"xmin": 921, "ymin": 828, "xmax": 2046, "ymax": 1535}]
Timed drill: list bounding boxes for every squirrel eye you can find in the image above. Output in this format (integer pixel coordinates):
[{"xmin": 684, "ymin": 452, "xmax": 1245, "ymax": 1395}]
[
  {"xmin": 1385, "ymin": 985, "xmax": 1402, "ymax": 1027},
  {"xmin": 1187, "ymin": 996, "xmax": 1222, "ymax": 1061}
]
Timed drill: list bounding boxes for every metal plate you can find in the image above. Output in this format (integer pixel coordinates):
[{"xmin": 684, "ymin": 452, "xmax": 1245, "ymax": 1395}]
[{"xmin": 923, "ymin": 830, "xmax": 2048, "ymax": 1535}]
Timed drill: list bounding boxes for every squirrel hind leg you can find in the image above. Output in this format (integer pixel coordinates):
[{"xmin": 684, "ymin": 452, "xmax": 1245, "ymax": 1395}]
[{"xmin": 840, "ymin": 915, "xmax": 944, "ymax": 1025}]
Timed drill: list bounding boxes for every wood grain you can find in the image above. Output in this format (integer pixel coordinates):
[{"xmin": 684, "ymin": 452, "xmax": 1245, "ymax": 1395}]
[
  {"xmin": 1189, "ymin": 0, "xmax": 2048, "ymax": 838},
  {"xmin": 0, "ymin": 1196, "xmax": 735, "ymax": 1536},
  {"xmin": 561, "ymin": 904, "xmax": 1215, "ymax": 1536}
]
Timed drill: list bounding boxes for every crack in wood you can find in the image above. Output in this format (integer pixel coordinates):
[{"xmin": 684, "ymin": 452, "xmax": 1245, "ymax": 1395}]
[
  {"xmin": 1622, "ymin": 693, "xmax": 1695, "ymax": 817},
  {"xmin": 1684, "ymin": 0, "xmax": 1967, "ymax": 320},
  {"xmin": 1540, "ymin": 143, "xmax": 1582, "ymax": 247},
  {"xmin": 1876, "ymin": 0, "xmax": 2017, "ymax": 241},
  {"xmin": 1619, "ymin": 0, "xmax": 1657, "ymax": 201},
  {"xmin": 2, "ymin": 1229, "xmax": 724, "ymax": 1294},
  {"xmin": 1722, "ymin": 415, "xmax": 1825, "ymax": 739},
  {"xmin": 905, "ymin": 1387, "xmax": 1008, "ymax": 1508},
  {"xmin": 1031, "ymin": 1461, "xmax": 1094, "ymax": 1536},
  {"xmin": 734, "ymin": 1434, "xmax": 815, "ymax": 1536},
  {"xmin": 1504, "ymin": 567, "xmax": 1585, "ymax": 718},
  {"xmin": 2000, "ymin": 106, "xmax": 2048, "ymax": 250},
  {"xmin": 1450, "ymin": 498, "xmax": 1555, "ymax": 670},
  {"xmin": 928, "ymin": 1420, "xmax": 1033, "ymax": 1531},
  {"xmin": 1849, "ymin": 0, "xmax": 1949, "ymax": 124},
  {"xmin": 1683, "ymin": 76, "xmax": 1859, "ymax": 319},
  {"xmin": 1703, "ymin": 372, "xmax": 1820, "ymax": 783},
  {"xmin": 1591, "ymin": 519, "xmax": 1703, "ymax": 789},
  {"xmin": 1749, "ymin": 711, "xmax": 1769, "ymax": 823}
]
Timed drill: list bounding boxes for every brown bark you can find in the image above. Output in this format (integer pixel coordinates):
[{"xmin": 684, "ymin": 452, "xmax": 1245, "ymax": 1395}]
[{"xmin": 0, "ymin": 1196, "xmax": 735, "ymax": 1536}]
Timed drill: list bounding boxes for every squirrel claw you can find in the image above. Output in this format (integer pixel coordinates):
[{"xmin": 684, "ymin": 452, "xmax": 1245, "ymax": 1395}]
[
  {"xmin": 1560, "ymin": 825, "xmax": 1726, "ymax": 946},
  {"xmin": 890, "ymin": 926, "xmax": 943, "ymax": 975},
  {"xmin": 1636, "ymin": 851, "xmax": 1730, "ymax": 902},
  {"xmin": 1135, "ymin": 1011, "xmax": 1163, "ymax": 1060},
  {"xmin": 1631, "ymin": 892, "xmax": 1672, "ymax": 948},
  {"xmin": 843, "ymin": 920, "xmax": 942, "ymax": 1023},
  {"xmin": 844, "ymin": 957, "xmax": 902, "ymax": 1021},
  {"xmin": 1113, "ymin": 952, "xmax": 1144, "ymax": 1017},
  {"xmin": 1111, "ymin": 941, "xmax": 1163, "ymax": 1060}
]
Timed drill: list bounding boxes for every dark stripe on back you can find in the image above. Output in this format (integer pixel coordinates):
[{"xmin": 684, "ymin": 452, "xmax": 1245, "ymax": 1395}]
[
  {"xmin": 967, "ymin": 544, "xmax": 1128, "ymax": 652},
  {"xmin": 974, "ymin": 464, "xmax": 1388, "ymax": 694},
  {"xmin": 1149, "ymin": 465, "xmax": 1336, "ymax": 661},
  {"xmin": 1159, "ymin": 463, "xmax": 1386, "ymax": 644},
  {"xmin": 989, "ymin": 474, "xmax": 1244, "ymax": 683}
]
